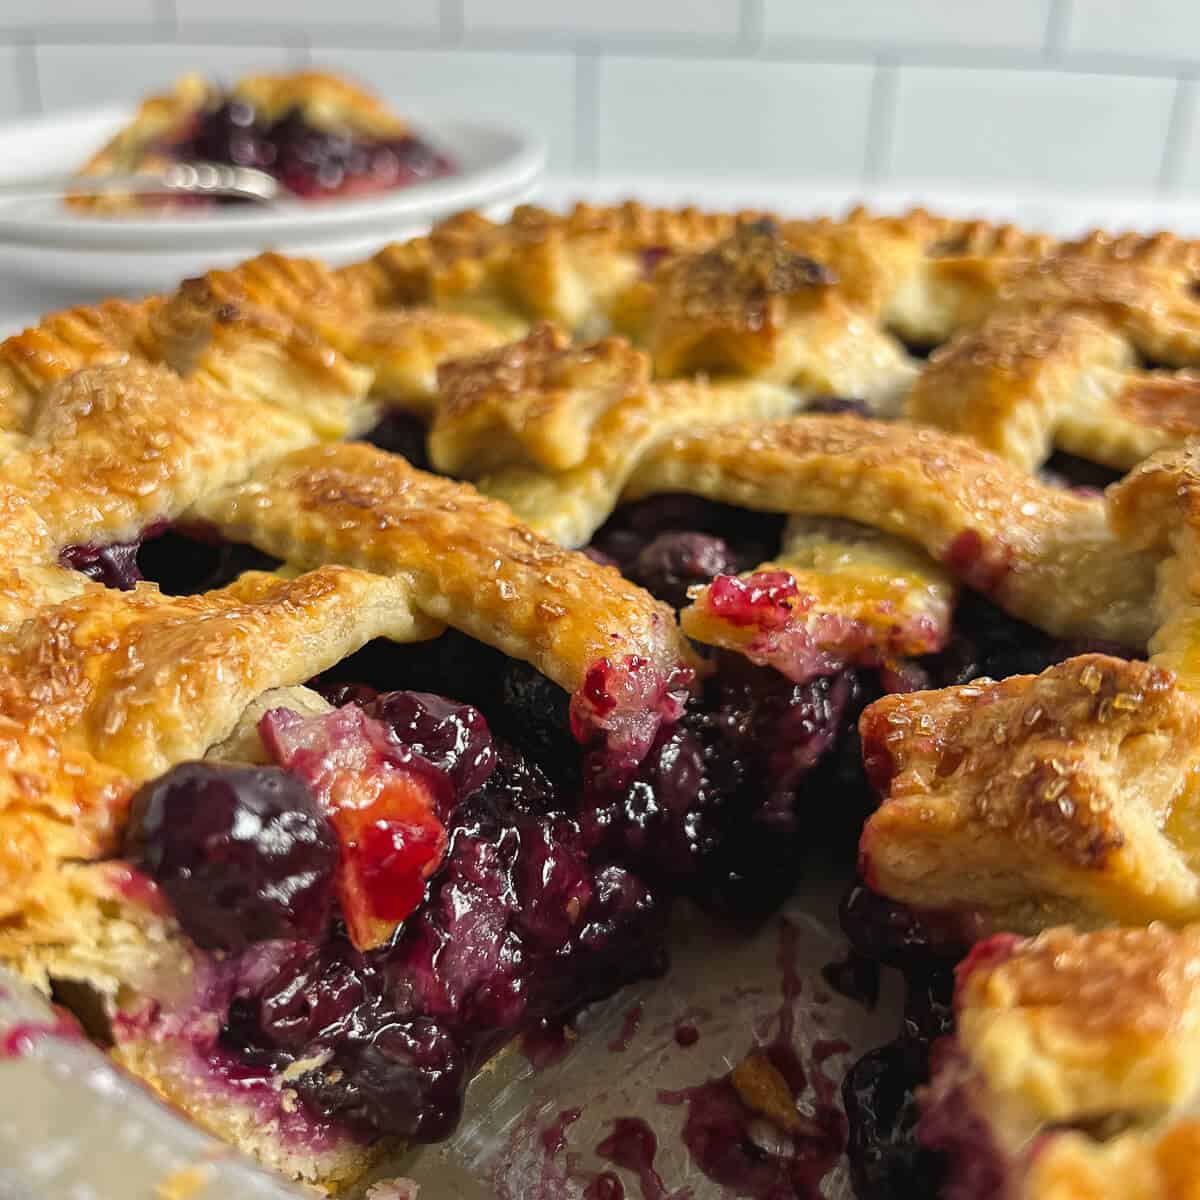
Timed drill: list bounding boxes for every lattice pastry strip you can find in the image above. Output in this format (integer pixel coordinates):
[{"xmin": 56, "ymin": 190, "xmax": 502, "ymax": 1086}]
[
  {"xmin": 908, "ymin": 308, "xmax": 1200, "ymax": 471},
  {"xmin": 4, "ymin": 361, "xmax": 316, "ymax": 550},
  {"xmin": 428, "ymin": 324, "xmax": 801, "ymax": 548},
  {"xmin": 680, "ymin": 516, "xmax": 956, "ymax": 681},
  {"xmin": 856, "ymin": 446, "xmax": 1200, "ymax": 938},
  {"xmin": 0, "ymin": 323, "xmax": 324, "ymax": 630},
  {"xmin": 429, "ymin": 322, "xmax": 651, "ymax": 476},
  {"xmin": 624, "ymin": 414, "xmax": 1158, "ymax": 645},
  {"xmin": 859, "ymin": 655, "xmax": 1200, "ymax": 933},
  {"xmin": 154, "ymin": 252, "xmax": 506, "ymax": 419},
  {"xmin": 189, "ymin": 441, "xmax": 693, "ymax": 711},
  {"xmin": 921, "ymin": 923, "xmax": 1200, "ymax": 1200},
  {"xmin": 0, "ymin": 565, "xmax": 437, "ymax": 780},
  {"xmin": 0, "ymin": 297, "xmax": 163, "ymax": 435},
  {"xmin": 339, "ymin": 202, "xmax": 754, "ymax": 337},
  {"xmin": 1108, "ymin": 443, "xmax": 1200, "ymax": 691},
  {"xmin": 608, "ymin": 221, "xmax": 919, "ymax": 413},
  {"xmin": 875, "ymin": 238, "xmax": 1200, "ymax": 366}
]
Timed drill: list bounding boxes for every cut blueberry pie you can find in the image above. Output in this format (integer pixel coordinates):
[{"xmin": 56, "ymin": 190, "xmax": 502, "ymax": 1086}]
[
  {"xmin": 5, "ymin": 202, "xmax": 1200, "ymax": 1197},
  {"xmin": 70, "ymin": 69, "xmax": 453, "ymax": 212}
]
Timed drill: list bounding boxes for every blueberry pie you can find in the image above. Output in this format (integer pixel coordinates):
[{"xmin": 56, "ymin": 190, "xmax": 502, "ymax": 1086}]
[
  {"xmin": 70, "ymin": 69, "xmax": 453, "ymax": 211},
  {"xmin": 5, "ymin": 203, "xmax": 1200, "ymax": 1198}
]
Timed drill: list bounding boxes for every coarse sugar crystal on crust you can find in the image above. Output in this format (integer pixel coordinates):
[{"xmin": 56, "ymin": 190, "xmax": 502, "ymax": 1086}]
[
  {"xmin": 922, "ymin": 923, "xmax": 1200, "ymax": 1200},
  {"xmin": 859, "ymin": 655, "xmax": 1200, "ymax": 932}
]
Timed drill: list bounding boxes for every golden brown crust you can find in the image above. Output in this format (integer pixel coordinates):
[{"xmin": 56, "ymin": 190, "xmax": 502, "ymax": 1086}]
[
  {"xmin": 10, "ymin": 202, "xmax": 1200, "ymax": 1197},
  {"xmin": 342, "ymin": 202, "xmax": 759, "ymax": 334},
  {"xmin": 680, "ymin": 517, "xmax": 956, "ymax": 674},
  {"xmin": 154, "ymin": 274, "xmax": 375, "ymax": 439},
  {"xmin": 4, "ymin": 362, "xmax": 315, "ymax": 547},
  {"xmin": 1109, "ymin": 444, "xmax": 1200, "ymax": 691},
  {"xmin": 0, "ymin": 298, "xmax": 162, "ymax": 429},
  {"xmin": 613, "ymin": 221, "xmax": 919, "ymax": 407},
  {"xmin": 475, "ymin": 376, "xmax": 801, "ymax": 548},
  {"xmin": 190, "ymin": 441, "xmax": 693, "ymax": 696},
  {"xmin": 431, "ymin": 322, "xmax": 649, "ymax": 474},
  {"xmin": 0, "ymin": 718, "xmax": 130, "ymax": 925},
  {"xmin": 860, "ymin": 656, "xmax": 1200, "ymax": 931},
  {"xmin": 643, "ymin": 221, "xmax": 834, "ymax": 375},
  {"xmin": 995, "ymin": 252, "xmax": 1200, "ymax": 367},
  {"xmin": 627, "ymin": 414, "xmax": 1158, "ymax": 643},
  {"xmin": 156, "ymin": 252, "xmax": 504, "ymax": 420},
  {"xmin": 0, "ymin": 566, "xmax": 435, "ymax": 780},
  {"xmin": 933, "ymin": 923, "xmax": 1200, "ymax": 1200},
  {"xmin": 906, "ymin": 310, "xmax": 1134, "ymax": 470}
]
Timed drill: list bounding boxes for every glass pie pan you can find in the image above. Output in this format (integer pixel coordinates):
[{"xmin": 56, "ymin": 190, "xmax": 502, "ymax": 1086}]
[{"xmin": 0, "ymin": 866, "xmax": 896, "ymax": 1199}]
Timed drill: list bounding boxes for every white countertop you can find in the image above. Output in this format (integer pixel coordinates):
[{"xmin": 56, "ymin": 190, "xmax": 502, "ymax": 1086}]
[{"xmin": 5, "ymin": 174, "xmax": 1200, "ymax": 335}]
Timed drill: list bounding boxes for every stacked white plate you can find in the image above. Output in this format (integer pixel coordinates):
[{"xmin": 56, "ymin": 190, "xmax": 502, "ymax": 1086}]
[{"xmin": 0, "ymin": 105, "xmax": 545, "ymax": 300}]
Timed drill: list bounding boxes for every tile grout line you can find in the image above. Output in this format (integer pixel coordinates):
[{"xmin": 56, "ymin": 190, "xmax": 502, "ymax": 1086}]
[
  {"xmin": 739, "ymin": 0, "xmax": 764, "ymax": 53},
  {"xmin": 1159, "ymin": 73, "xmax": 1195, "ymax": 194},
  {"xmin": 863, "ymin": 57, "xmax": 897, "ymax": 184},
  {"xmin": 154, "ymin": 0, "xmax": 179, "ymax": 36},
  {"xmin": 1044, "ymin": 0, "xmax": 1072, "ymax": 59},
  {"xmin": 13, "ymin": 33, "xmax": 40, "ymax": 115},
  {"xmin": 573, "ymin": 50, "xmax": 598, "ymax": 176},
  {"xmin": 440, "ymin": 0, "xmax": 464, "ymax": 45}
]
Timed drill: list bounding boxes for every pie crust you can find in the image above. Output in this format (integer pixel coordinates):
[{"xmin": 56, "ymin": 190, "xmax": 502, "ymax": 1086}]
[{"xmin": 5, "ymin": 200, "xmax": 1200, "ymax": 1196}]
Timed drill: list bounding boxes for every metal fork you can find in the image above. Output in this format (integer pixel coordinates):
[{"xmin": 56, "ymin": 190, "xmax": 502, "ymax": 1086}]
[{"xmin": 0, "ymin": 162, "xmax": 281, "ymax": 204}]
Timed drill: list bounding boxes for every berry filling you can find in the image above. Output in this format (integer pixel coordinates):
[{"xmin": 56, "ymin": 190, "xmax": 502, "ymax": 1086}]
[
  {"xmin": 260, "ymin": 705, "xmax": 452, "ymax": 950},
  {"xmin": 1038, "ymin": 450, "xmax": 1123, "ymax": 493},
  {"xmin": 121, "ymin": 685, "xmax": 668, "ymax": 1144},
  {"xmin": 70, "ymin": 484, "xmax": 1141, "ymax": 1169},
  {"xmin": 60, "ymin": 522, "xmax": 282, "ymax": 595},
  {"xmin": 361, "ymin": 411, "xmax": 432, "ymax": 471},
  {"xmin": 125, "ymin": 762, "xmax": 337, "ymax": 951},
  {"xmin": 588, "ymin": 495, "xmax": 785, "ymax": 603},
  {"xmin": 837, "ymin": 886, "xmax": 962, "ymax": 1200},
  {"xmin": 158, "ymin": 98, "xmax": 454, "ymax": 204}
]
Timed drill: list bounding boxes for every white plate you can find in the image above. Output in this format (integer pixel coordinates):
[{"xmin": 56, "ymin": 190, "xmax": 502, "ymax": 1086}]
[{"xmin": 0, "ymin": 105, "xmax": 544, "ymax": 253}]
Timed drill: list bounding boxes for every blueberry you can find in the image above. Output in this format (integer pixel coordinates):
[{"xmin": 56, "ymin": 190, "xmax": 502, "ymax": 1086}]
[
  {"xmin": 125, "ymin": 763, "xmax": 337, "ymax": 951},
  {"xmin": 580, "ymin": 720, "xmax": 713, "ymax": 881},
  {"xmin": 295, "ymin": 1017, "xmax": 467, "ymax": 1142},
  {"xmin": 252, "ymin": 941, "xmax": 384, "ymax": 1055},
  {"xmin": 838, "ymin": 884, "xmax": 965, "ymax": 969},
  {"xmin": 628, "ymin": 531, "xmax": 738, "ymax": 608},
  {"xmin": 843, "ymin": 1041, "xmax": 943, "ymax": 1200},
  {"xmin": 497, "ymin": 661, "xmax": 580, "ymax": 786},
  {"xmin": 926, "ymin": 594, "xmax": 1066, "ymax": 686},
  {"xmin": 365, "ymin": 690, "xmax": 496, "ymax": 801},
  {"xmin": 59, "ymin": 538, "xmax": 145, "ymax": 590}
]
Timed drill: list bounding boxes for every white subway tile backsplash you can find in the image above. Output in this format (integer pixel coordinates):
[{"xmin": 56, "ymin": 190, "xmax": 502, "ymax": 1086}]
[
  {"xmin": 0, "ymin": 47, "xmax": 28, "ymax": 117},
  {"xmin": 35, "ymin": 44, "xmax": 299, "ymax": 111},
  {"xmin": 0, "ymin": 0, "xmax": 157, "ymax": 26},
  {"xmin": 462, "ymin": 0, "xmax": 740, "ymax": 39},
  {"xmin": 888, "ymin": 66, "xmax": 1175, "ymax": 190},
  {"xmin": 595, "ymin": 56, "xmax": 874, "ymax": 177},
  {"xmin": 5, "ymin": 1, "xmax": 1200, "ymax": 195},
  {"xmin": 762, "ymin": 0, "xmax": 1051, "ymax": 51},
  {"xmin": 1067, "ymin": 0, "xmax": 1200, "ymax": 62},
  {"xmin": 176, "ymin": 0, "xmax": 439, "ymax": 32},
  {"xmin": 310, "ymin": 49, "xmax": 577, "ymax": 168}
]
